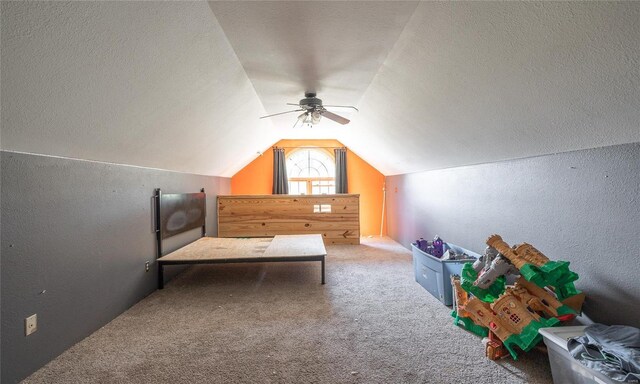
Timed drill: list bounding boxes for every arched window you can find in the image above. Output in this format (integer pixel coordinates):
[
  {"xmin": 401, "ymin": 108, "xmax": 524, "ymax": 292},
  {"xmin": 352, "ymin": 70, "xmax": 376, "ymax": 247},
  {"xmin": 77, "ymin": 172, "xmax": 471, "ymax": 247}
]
[{"xmin": 286, "ymin": 148, "xmax": 335, "ymax": 195}]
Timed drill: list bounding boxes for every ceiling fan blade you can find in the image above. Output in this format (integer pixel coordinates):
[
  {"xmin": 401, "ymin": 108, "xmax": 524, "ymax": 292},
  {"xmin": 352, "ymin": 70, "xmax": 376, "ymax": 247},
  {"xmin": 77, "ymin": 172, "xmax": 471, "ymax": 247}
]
[
  {"xmin": 259, "ymin": 109, "xmax": 304, "ymax": 119},
  {"xmin": 323, "ymin": 105, "xmax": 359, "ymax": 112},
  {"xmin": 286, "ymin": 103, "xmax": 302, "ymax": 107},
  {"xmin": 322, "ymin": 110, "xmax": 350, "ymax": 125}
]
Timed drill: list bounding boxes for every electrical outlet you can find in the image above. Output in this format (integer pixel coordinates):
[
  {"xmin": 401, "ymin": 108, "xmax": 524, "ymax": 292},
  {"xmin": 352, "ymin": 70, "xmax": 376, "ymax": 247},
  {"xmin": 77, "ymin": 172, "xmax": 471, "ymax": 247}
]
[
  {"xmin": 25, "ymin": 314, "xmax": 37, "ymax": 336},
  {"xmin": 145, "ymin": 261, "xmax": 150, "ymax": 272}
]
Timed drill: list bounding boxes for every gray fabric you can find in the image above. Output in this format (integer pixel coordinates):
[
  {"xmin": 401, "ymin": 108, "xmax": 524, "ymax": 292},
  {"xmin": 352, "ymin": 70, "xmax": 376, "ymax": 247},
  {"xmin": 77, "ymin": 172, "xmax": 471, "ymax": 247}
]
[
  {"xmin": 272, "ymin": 147, "xmax": 289, "ymax": 194},
  {"xmin": 334, "ymin": 148, "xmax": 348, "ymax": 194},
  {"xmin": 568, "ymin": 324, "xmax": 640, "ymax": 382}
]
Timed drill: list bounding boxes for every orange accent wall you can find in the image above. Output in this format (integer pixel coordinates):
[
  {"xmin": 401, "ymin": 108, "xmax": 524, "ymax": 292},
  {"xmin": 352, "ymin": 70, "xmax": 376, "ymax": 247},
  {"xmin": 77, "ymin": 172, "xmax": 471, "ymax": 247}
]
[
  {"xmin": 230, "ymin": 148, "xmax": 273, "ymax": 195},
  {"xmin": 231, "ymin": 139, "xmax": 387, "ymax": 236}
]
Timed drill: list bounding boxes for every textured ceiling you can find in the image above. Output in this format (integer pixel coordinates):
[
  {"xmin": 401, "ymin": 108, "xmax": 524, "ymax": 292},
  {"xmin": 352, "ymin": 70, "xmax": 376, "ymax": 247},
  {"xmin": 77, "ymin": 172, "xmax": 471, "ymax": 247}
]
[
  {"xmin": 208, "ymin": 1, "xmax": 418, "ymax": 137},
  {"xmin": 1, "ymin": 1, "xmax": 277, "ymax": 176},
  {"xmin": 342, "ymin": 1, "xmax": 640, "ymax": 174},
  {"xmin": 2, "ymin": 1, "xmax": 639, "ymax": 177}
]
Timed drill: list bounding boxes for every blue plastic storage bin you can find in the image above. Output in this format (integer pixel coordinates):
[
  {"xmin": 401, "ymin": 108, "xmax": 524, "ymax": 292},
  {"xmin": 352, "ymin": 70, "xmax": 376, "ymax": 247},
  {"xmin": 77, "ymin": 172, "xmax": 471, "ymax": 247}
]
[{"xmin": 411, "ymin": 243, "xmax": 479, "ymax": 305}]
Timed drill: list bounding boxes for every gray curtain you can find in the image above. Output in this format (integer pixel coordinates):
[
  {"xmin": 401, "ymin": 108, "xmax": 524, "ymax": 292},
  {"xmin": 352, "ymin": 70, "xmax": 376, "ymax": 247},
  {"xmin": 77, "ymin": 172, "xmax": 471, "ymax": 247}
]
[
  {"xmin": 334, "ymin": 148, "xmax": 348, "ymax": 194},
  {"xmin": 272, "ymin": 147, "xmax": 289, "ymax": 194}
]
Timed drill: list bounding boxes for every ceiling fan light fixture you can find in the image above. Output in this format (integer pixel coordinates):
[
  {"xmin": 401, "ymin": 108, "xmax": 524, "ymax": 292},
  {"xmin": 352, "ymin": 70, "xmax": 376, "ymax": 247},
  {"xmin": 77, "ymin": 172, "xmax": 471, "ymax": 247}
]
[
  {"xmin": 311, "ymin": 111, "xmax": 321, "ymax": 125},
  {"xmin": 302, "ymin": 112, "xmax": 314, "ymax": 126}
]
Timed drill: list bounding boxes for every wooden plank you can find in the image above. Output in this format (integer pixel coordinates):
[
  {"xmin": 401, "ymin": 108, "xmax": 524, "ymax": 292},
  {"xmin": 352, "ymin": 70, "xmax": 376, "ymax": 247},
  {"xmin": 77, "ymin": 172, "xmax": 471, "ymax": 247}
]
[
  {"xmin": 158, "ymin": 237, "xmax": 271, "ymax": 262},
  {"xmin": 325, "ymin": 238, "xmax": 360, "ymax": 245},
  {"xmin": 218, "ymin": 199, "xmax": 358, "ymax": 209},
  {"xmin": 218, "ymin": 229, "xmax": 359, "ymax": 240},
  {"xmin": 217, "ymin": 194, "xmax": 360, "ymax": 245},
  {"xmin": 219, "ymin": 229, "xmax": 358, "ymax": 239},
  {"xmin": 263, "ymin": 234, "xmax": 326, "ymax": 257},
  {"xmin": 219, "ymin": 213, "xmax": 359, "ymax": 223},
  {"xmin": 220, "ymin": 198, "xmax": 359, "ymax": 206},
  {"xmin": 220, "ymin": 221, "xmax": 359, "ymax": 232},
  {"xmin": 219, "ymin": 205, "xmax": 359, "ymax": 216},
  {"xmin": 218, "ymin": 200, "xmax": 359, "ymax": 215},
  {"xmin": 218, "ymin": 197, "xmax": 358, "ymax": 206},
  {"xmin": 158, "ymin": 236, "xmax": 332, "ymax": 262},
  {"xmin": 218, "ymin": 194, "xmax": 358, "ymax": 201}
]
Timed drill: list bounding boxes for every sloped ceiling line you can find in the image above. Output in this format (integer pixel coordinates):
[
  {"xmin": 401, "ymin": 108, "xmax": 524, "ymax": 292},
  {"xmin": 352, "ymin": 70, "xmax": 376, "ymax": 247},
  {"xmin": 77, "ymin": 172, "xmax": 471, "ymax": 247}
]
[{"xmin": 205, "ymin": 1, "xmax": 274, "ymax": 136}]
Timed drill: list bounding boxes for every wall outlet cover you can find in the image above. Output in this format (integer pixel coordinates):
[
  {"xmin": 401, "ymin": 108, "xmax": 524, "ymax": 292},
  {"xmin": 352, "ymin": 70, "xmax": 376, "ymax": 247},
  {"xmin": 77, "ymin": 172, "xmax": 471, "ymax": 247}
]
[{"xmin": 25, "ymin": 314, "xmax": 37, "ymax": 336}]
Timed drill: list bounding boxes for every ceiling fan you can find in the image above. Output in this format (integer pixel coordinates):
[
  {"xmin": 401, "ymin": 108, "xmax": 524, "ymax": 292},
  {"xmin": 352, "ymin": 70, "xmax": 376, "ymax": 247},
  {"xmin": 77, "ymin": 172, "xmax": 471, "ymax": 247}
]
[{"xmin": 259, "ymin": 93, "xmax": 358, "ymax": 127}]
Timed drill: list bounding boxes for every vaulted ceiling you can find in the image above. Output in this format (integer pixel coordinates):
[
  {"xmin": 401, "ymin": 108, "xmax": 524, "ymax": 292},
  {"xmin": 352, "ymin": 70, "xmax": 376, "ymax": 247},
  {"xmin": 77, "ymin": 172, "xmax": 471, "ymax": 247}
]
[{"xmin": 2, "ymin": 1, "xmax": 639, "ymax": 177}]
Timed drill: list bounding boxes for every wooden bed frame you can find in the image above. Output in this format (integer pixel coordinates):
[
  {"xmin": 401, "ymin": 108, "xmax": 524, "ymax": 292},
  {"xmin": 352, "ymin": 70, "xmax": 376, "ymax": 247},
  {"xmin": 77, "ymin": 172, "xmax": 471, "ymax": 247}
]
[{"xmin": 154, "ymin": 189, "xmax": 327, "ymax": 289}]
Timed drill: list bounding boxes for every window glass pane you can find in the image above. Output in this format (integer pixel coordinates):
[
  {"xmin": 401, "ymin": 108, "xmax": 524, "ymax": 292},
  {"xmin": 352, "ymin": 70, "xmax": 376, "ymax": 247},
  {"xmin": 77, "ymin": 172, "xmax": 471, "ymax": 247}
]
[
  {"xmin": 288, "ymin": 181, "xmax": 306, "ymax": 195},
  {"xmin": 287, "ymin": 149, "xmax": 335, "ymax": 178},
  {"xmin": 309, "ymin": 167, "xmax": 321, "ymax": 178},
  {"xmin": 290, "ymin": 164, "xmax": 304, "ymax": 178},
  {"xmin": 311, "ymin": 180, "xmax": 335, "ymax": 195},
  {"xmin": 286, "ymin": 148, "xmax": 336, "ymax": 195}
]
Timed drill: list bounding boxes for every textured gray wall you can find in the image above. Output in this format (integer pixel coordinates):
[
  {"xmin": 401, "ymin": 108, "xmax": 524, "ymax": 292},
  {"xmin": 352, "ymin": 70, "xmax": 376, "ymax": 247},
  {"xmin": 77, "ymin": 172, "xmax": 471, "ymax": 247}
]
[
  {"xmin": 386, "ymin": 143, "xmax": 639, "ymax": 328},
  {"xmin": 0, "ymin": 151, "xmax": 230, "ymax": 383}
]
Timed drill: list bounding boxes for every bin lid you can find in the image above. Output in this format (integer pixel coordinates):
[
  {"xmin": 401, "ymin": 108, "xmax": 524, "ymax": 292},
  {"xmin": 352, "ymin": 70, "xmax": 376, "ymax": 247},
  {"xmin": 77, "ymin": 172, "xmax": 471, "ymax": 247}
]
[
  {"xmin": 539, "ymin": 326, "xmax": 587, "ymax": 351},
  {"xmin": 411, "ymin": 243, "xmax": 479, "ymax": 263}
]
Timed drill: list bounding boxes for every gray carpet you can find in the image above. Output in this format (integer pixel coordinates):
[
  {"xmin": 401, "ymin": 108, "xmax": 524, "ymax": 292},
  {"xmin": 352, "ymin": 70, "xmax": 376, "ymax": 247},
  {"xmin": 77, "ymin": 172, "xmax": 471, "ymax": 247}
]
[{"xmin": 23, "ymin": 237, "xmax": 553, "ymax": 384}]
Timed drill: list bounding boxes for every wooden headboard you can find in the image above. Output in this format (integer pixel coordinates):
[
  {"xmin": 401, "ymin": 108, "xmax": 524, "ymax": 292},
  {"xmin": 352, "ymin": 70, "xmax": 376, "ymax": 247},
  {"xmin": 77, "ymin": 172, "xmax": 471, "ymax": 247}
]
[
  {"xmin": 154, "ymin": 188, "xmax": 206, "ymax": 257},
  {"xmin": 217, "ymin": 194, "xmax": 359, "ymax": 245}
]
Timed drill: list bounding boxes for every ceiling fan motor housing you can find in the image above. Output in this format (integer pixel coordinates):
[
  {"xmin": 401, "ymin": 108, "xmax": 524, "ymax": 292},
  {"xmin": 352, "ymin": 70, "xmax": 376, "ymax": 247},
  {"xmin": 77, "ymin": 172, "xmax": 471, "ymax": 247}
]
[{"xmin": 300, "ymin": 93, "xmax": 322, "ymax": 109}]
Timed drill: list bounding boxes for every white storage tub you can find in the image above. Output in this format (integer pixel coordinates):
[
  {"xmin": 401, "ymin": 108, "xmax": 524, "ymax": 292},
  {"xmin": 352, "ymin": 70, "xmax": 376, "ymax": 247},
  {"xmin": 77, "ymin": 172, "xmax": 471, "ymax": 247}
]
[{"xmin": 539, "ymin": 326, "xmax": 617, "ymax": 384}]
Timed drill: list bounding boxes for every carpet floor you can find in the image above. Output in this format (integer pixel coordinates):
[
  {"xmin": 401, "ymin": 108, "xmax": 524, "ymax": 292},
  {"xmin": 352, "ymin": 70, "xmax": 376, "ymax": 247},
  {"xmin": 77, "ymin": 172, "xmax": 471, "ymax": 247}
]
[{"xmin": 23, "ymin": 237, "xmax": 553, "ymax": 384}]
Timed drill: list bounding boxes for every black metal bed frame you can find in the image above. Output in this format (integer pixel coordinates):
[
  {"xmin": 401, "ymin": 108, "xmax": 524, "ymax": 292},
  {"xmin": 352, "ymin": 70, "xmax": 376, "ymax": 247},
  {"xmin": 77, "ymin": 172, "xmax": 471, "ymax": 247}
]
[
  {"xmin": 154, "ymin": 188, "xmax": 206, "ymax": 289},
  {"xmin": 154, "ymin": 189, "xmax": 325, "ymax": 289}
]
